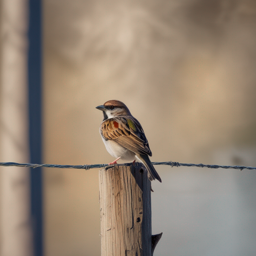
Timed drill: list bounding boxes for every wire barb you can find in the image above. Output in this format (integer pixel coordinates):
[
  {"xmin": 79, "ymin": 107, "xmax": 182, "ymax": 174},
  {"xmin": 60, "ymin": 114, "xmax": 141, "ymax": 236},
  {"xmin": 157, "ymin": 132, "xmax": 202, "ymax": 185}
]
[{"xmin": 0, "ymin": 161, "xmax": 256, "ymax": 171}]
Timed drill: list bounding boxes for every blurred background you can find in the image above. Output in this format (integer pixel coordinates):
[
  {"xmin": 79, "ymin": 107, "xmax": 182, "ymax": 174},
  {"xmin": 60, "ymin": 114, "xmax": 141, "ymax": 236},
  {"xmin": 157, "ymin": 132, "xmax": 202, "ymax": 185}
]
[{"xmin": 1, "ymin": 0, "xmax": 256, "ymax": 255}]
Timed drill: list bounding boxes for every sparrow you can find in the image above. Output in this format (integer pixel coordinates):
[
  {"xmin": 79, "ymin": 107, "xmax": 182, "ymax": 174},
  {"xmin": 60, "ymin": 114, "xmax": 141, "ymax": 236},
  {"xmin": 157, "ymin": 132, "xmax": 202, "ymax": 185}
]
[{"xmin": 96, "ymin": 100, "xmax": 162, "ymax": 183}]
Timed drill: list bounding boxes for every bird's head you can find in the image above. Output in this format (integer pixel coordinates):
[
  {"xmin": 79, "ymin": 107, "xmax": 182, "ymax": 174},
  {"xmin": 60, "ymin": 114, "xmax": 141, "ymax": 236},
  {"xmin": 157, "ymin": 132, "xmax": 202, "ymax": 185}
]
[{"xmin": 96, "ymin": 100, "xmax": 131, "ymax": 120}]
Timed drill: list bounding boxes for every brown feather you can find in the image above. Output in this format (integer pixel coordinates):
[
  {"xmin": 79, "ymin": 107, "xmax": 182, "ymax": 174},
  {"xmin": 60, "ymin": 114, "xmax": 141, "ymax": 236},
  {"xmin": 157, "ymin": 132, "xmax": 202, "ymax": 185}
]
[
  {"xmin": 100, "ymin": 117, "xmax": 152, "ymax": 156},
  {"xmin": 104, "ymin": 100, "xmax": 127, "ymax": 108}
]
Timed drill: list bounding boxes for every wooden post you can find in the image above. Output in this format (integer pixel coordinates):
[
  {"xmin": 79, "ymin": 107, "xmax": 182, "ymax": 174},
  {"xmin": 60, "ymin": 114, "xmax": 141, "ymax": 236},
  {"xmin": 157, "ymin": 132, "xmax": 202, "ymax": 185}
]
[{"xmin": 99, "ymin": 163, "xmax": 162, "ymax": 256}]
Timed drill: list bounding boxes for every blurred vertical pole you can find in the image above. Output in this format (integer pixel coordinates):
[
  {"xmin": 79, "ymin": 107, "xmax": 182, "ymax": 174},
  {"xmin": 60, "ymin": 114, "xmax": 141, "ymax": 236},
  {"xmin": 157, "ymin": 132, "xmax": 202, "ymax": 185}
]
[
  {"xmin": 28, "ymin": 0, "xmax": 44, "ymax": 256},
  {"xmin": 0, "ymin": 0, "xmax": 32, "ymax": 256}
]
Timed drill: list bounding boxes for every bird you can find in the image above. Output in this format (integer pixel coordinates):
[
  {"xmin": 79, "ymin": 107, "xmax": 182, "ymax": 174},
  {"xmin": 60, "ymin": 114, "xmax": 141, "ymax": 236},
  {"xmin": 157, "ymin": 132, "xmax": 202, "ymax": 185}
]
[{"xmin": 96, "ymin": 100, "xmax": 162, "ymax": 183}]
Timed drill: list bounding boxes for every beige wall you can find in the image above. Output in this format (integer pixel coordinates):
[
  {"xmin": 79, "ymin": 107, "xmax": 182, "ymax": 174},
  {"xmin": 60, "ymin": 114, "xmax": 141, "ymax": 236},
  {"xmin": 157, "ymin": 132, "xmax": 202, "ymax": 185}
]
[
  {"xmin": 43, "ymin": 1, "xmax": 256, "ymax": 256},
  {"xmin": 0, "ymin": 0, "xmax": 32, "ymax": 255}
]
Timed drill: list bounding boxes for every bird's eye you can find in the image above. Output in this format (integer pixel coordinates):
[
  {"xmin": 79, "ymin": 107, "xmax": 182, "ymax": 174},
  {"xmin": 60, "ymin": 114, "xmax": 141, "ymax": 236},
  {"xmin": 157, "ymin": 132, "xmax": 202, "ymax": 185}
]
[{"xmin": 109, "ymin": 106, "xmax": 115, "ymax": 110}]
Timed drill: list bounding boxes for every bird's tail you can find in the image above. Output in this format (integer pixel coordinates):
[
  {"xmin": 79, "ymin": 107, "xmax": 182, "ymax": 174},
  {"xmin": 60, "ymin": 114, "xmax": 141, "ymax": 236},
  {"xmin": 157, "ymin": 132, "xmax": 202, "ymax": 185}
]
[{"xmin": 137, "ymin": 154, "xmax": 162, "ymax": 183}]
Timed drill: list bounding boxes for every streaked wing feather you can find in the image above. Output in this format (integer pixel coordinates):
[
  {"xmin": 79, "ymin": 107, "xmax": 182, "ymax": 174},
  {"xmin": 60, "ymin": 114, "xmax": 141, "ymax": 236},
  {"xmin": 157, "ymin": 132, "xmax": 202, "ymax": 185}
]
[{"xmin": 100, "ymin": 117, "xmax": 152, "ymax": 156}]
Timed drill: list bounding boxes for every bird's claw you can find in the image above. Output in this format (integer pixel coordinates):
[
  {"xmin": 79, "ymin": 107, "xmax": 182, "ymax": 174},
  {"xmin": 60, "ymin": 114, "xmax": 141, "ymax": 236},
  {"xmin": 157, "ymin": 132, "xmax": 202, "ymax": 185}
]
[
  {"xmin": 108, "ymin": 161, "xmax": 118, "ymax": 165},
  {"xmin": 108, "ymin": 157, "xmax": 121, "ymax": 165}
]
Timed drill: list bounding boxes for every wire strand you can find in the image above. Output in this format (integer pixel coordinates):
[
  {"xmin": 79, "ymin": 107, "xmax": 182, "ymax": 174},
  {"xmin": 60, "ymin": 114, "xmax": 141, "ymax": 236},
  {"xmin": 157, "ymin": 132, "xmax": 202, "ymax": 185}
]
[{"xmin": 0, "ymin": 161, "xmax": 255, "ymax": 171}]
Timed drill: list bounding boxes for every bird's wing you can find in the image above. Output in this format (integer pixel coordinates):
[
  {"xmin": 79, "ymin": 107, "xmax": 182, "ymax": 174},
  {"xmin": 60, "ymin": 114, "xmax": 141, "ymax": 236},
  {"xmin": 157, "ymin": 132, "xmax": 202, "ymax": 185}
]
[{"xmin": 100, "ymin": 116, "xmax": 152, "ymax": 156}]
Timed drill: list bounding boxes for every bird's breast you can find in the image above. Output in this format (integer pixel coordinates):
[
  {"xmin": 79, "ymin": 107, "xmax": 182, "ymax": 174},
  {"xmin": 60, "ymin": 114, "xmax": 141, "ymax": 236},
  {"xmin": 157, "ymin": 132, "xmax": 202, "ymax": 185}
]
[{"xmin": 101, "ymin": 136, "xmax": 135, "ymax": 161}]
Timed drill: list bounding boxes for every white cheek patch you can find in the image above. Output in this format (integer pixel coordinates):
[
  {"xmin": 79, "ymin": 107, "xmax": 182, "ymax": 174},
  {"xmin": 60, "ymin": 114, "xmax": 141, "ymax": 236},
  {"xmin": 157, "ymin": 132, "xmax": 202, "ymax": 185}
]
[
  {"xmin": 105, "ymin": 108, "xmax": 122, "ymax": 118},
  {"xmin": 105, "ymin": 110, "xmax": 114, "ymax": 118}
]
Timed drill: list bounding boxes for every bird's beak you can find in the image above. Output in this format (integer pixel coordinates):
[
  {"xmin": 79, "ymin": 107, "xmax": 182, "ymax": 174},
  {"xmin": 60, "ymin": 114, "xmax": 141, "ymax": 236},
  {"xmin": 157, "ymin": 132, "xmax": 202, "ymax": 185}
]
[{"xmin": 96, "ymin": 105, "xmax": 106, "ymax": 111}]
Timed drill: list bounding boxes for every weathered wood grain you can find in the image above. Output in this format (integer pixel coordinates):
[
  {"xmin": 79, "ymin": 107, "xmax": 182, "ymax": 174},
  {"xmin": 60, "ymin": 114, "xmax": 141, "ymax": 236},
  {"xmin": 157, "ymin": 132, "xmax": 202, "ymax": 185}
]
[{"xmin": 99, "ymin": 164, "xmax": 152, "ymax": 256}]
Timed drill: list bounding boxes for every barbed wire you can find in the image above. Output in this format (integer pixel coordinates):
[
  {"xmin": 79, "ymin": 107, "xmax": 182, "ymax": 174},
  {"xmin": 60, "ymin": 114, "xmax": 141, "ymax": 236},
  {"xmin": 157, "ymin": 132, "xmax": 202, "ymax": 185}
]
[{"xmin": 0, "ymin": 161, "xmax": 255, "ymax": 171}]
